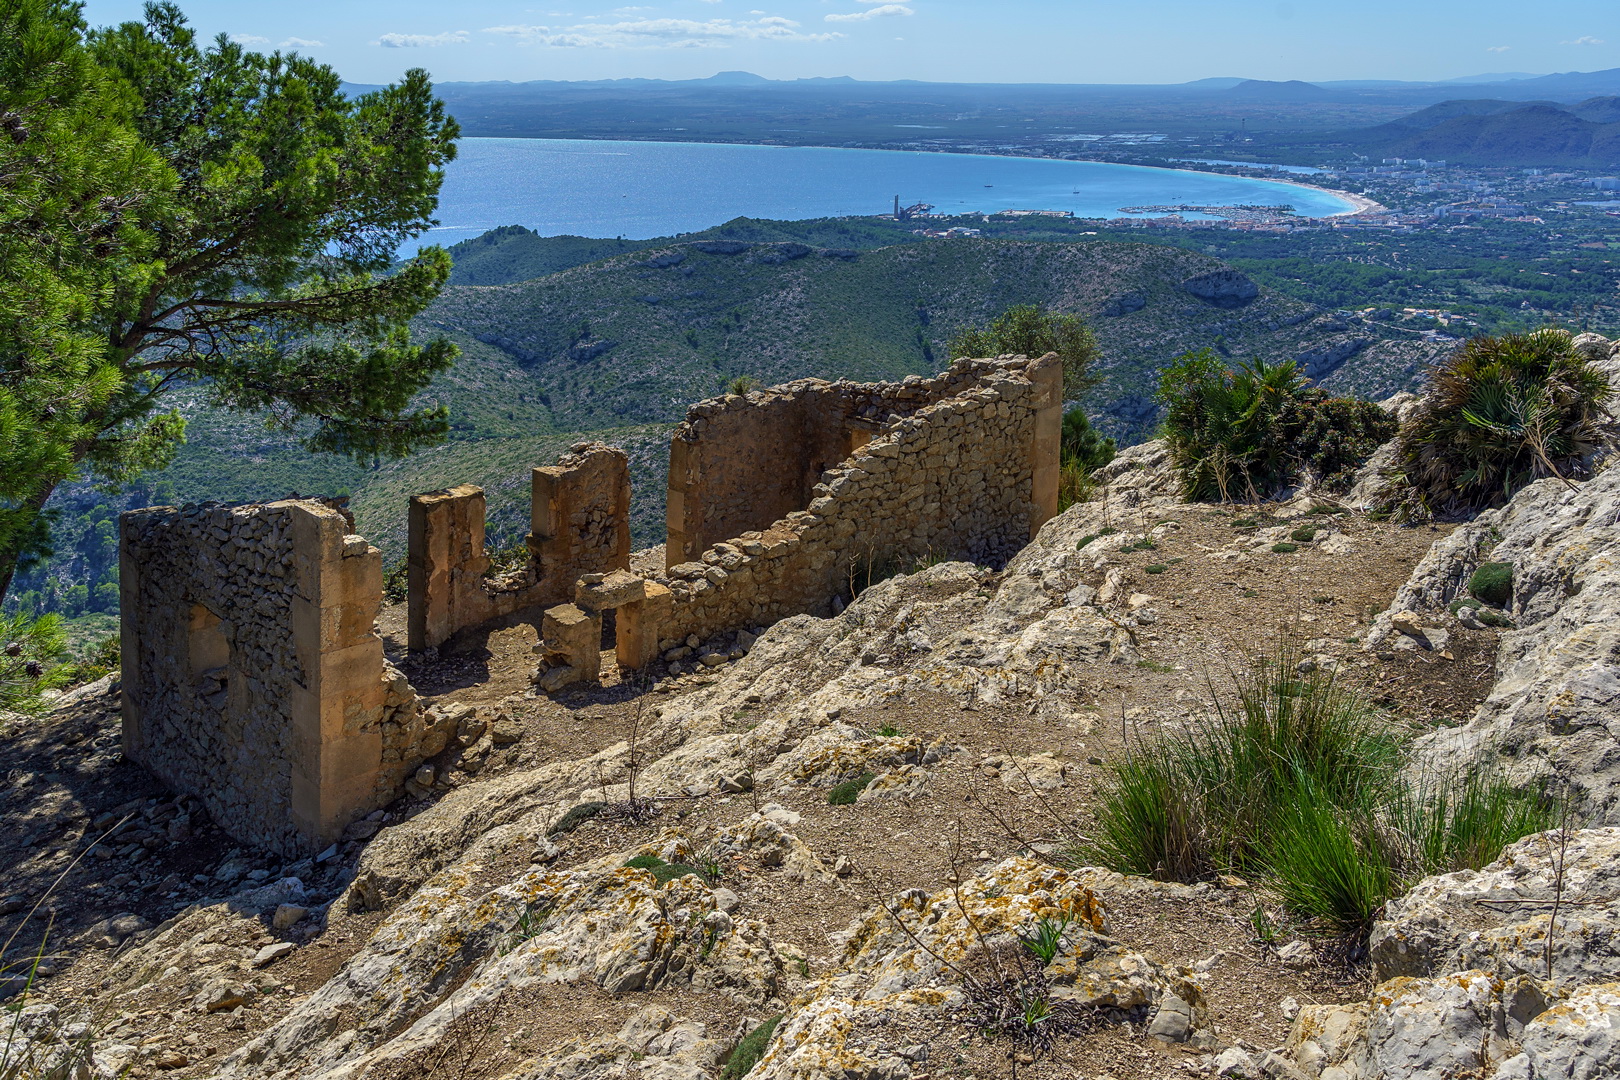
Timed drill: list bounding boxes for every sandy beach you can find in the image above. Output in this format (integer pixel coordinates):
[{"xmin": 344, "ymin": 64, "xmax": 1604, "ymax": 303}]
[{"xmin": 1270, "ymin": 176, "xmax": 1387, "ymax": 217}]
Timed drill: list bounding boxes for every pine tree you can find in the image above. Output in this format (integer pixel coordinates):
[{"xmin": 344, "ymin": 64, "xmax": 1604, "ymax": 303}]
[{"xmin": 0, "ymin": 1, "xmax": 464, "ymax": 600}]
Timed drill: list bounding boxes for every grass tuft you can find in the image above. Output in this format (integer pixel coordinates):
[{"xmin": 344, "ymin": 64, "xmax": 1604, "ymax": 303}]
[
  {"xmin": 1271, "ymin": 542, "xmax": 1299, "ymax": 554},
  {"xmin": 547, "ymin": 801, "xmax": 607, "ymax": 836},
  {"xmin": 1468, "ymin": 562, "xmax": 1514, "ymax": 607},
  {"xmin": 1076, "ymin": 640, "xmax": 1558, "ymax": 941},
  {"xmin": 722, "ymin": 1014, "xmax": 783, "ymax": 1080},
  {"xmin": 828, "ymin": 772, "xmax": 876, "ymax": 805}
]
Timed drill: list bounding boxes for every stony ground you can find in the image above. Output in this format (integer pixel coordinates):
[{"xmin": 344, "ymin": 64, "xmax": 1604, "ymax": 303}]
[{"xmin": 0, "ymin": 445, "xmax": 1521, "ymax": 1080}]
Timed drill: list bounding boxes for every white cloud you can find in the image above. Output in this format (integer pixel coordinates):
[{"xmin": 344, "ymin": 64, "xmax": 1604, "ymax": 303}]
[
  {"xmin": 825, "ymin": 4, "xmax": 913, "ymax": 23},
  {"xmin": 1561, "ymin": 35, "xmax": 1604, "ymax": 45},
  {"xmin": 230, "ymin": 33, "xmax": 269, "ymax": 45},
  {"xmin": 281, "ymin": 37, "xmax": 325, "ymax": 48},
  {"xmin": 1486, "ymin": 45, "xmax": 1510, "ymax": 52},
  {"xmin": 483, "ymin": 16, "xmax": 840, "ymax": 48},
  {"xmin": 377, "ymin": 31, "xmax": 471, "ymax": 48}
]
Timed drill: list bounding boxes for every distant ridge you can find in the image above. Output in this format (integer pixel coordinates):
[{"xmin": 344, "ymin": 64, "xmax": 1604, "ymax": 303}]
[
  {"xmin": 1222, "ymin": 79, "xmax": 1334, "ymax": 102},
  {"xmin": 1356, "ymin": 98, "xmax": 1620, "ymax": 164}
]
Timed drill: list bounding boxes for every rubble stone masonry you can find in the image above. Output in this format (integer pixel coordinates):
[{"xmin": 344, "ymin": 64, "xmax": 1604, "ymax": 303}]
[
  {"xmin": 656, "ymin": 354, "xmax": 1062, "ymax": 643},
  {"xmin": 120, "ymin": 500, "xmax": 435, "ymax": 855},
  {"xmin": 408, "ymin": 445, "xmax": 630, "ymax": 652}
]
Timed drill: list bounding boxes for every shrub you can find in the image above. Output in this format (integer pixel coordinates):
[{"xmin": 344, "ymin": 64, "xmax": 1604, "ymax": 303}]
[
  {"xmin": 1156, "ymin": 350, "xmax": 1396, "ymax": 501},
  {"xmin": 47, "ymin": 634, "xmax": 120, "ymax": 689},
  {"xmin": 624, "ymin": 854, "xmax": 665, "ymax": 870},
  {"xmin": 1271, "ymin": 542, "xmax": 1299, "ymax": 554},
  {"xmin": 1145, "ymin": 564, "xmax": 1167, "ymax": 574},
  {"xmin": 828, "ymin": 772, "xmax": 876, "ymax": 805},
  {"xmin": 728, "ymin": 375, "xmax": 761, "ymax": 396},
  {"xmin": 1078, "ymin": 640, "xmax": 1555, "ymax": 939},
  {"xmin": 722, "ymin": 1014, "xmax": 783, "ymax": 1080},
  {"xmin": 383, "ymin": 557, "xmax": 409, "ymax": 604},
  {"xmin": 1057, "ymin": 460, "xmax": 1094, "ymax": 512},
  {"xmin": 1076, "ymin": 528, "xmax": 1117, "ymax": 550},
  {"xmin": 547, "ymin": 801, "xmax": 606, "ymax": 836},
  {"xmin": 1384, "ymin": 330, "xmax": 1612, "ymax": 518},
  {"xmin": 949, "ymin": 303, "xmax": 1102, "ymax": 402},
  {"xmin": 1289, "ymin": 526, "xmax": 1318, "ymax": 542},
  {"xmin": 1062, "ymin": 408, "xmax": 1117, "ymax": 473},
  {"xmin": 1468, "ymin": 562, "xmax": 1514, "ymax": 607}
]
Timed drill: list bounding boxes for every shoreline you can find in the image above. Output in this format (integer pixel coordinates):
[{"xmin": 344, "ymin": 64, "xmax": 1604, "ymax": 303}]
[{"xmin": 1265, "ymin": 175, "xmax": 1385, "ymax": 217}]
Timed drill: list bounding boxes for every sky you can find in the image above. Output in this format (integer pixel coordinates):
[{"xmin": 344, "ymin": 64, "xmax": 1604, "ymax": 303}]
[{"xmin": 77, "ymin": 1, "xmax": 1618, "ymax": 86}]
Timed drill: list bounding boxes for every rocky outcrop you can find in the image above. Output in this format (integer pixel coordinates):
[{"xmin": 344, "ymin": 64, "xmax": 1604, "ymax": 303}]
[
  {"xmin": 1367, "ymin": 462, "xmax": 1620, "ymax": 820},
  {"xmin": 1181, "ymin": 269, "xmax": 1259, "ymax": 307},
  {"xmin": 1279, "ymin": 828, "xmax": 1620, "ymax": 1080}
]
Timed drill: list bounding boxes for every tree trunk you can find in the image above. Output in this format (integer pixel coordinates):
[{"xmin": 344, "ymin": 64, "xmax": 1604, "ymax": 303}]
[{"xmin": 0, "ymin": 479, "xmax": 63, "ymax": 607}]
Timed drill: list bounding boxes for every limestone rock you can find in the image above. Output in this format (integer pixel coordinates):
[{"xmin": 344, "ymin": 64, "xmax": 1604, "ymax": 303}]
[
  {"xmin": 1367, "ymin": 464, "xmax": 1620, "ymax": 820},
  {"xmin": 1370, "ymin": 827, "xmax": 1620, "ymax": 990},
  {"xmin": 220, "ymin": 855, "xmax": 781, "ymax": 1078}
]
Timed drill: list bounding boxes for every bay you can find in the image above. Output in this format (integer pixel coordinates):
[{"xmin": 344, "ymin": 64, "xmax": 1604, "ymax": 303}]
[{"xmin": 414, "ymin": 138, "xmax": 1357, "ymax": 251}]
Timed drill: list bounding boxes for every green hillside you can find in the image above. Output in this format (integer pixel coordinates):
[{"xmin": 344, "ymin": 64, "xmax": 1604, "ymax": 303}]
[
  {"xmin": 426, "ymin": 236, "xmax": 1442, "ymax": 436},
  {"xmin": 9, "ymin": 231, "xmax": 1446, "ymax": 622}
]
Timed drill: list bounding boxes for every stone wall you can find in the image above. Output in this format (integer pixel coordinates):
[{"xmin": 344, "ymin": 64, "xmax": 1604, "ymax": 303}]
[
  {"xmin": 408, "ymin": 444, "xmax": 629, "ymax": 652},
  {"xmin": 666, "ymin": 366, "xmax": 1031, "ymax": 566},
  {"xmin": 655, "ymin": 355, "xmax": 1062, "ymax": 645},
  {"xmin": 121, "ymin": 500, "xmax": 438, "ymax": 855}
]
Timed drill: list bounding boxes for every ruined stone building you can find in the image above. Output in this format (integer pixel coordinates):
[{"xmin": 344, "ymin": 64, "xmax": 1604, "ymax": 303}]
[{"xmin": 117, "ymin": 354, "xmax": 1060, "ymax": 851}]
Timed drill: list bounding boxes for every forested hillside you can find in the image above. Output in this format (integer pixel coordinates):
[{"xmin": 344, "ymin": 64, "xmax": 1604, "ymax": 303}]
[
  {"xmin": 427, "ymin": 236, "xmax": 1444, "ymax": 434},
  {"xmin": 8, "ymin": 233, "xmax": 1445, "ymax": 621}
]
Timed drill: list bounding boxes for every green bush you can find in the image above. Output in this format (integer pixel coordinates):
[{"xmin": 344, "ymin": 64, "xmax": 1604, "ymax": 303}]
[
  {"xmin": 1289, "ymin": 526, "xmax": 1318, "ymax": 542},
  {"xmin": 1156, "ymin": 350, "xmax": 1396, "ymax": 502},
  {"xmin": 1076, "ymin": 528, "xmax": 1117, "ymax": 550},
  {"xmin": 721, "ymin": 1014, "xmax": 783, "ymax": 1080},
  {"xmin": 1062, "ymin": 408, "xmax": 1117, "ymax": 473},
  {"xmin": 1468, "ymin": 562, "xmax": 1514, "ymax": 607},
  {"xmin": 1078, "ymin": 642, "xmax": 1555, "ymax": 938},
  {"xmin": 547, "ymin": 801, "xmax": 606, "ymax": 836},
  {"xmin": 623, "ymin": 854, "xmax": 708, "ymax": 885},
  {"xmin": 45, "ymin": 633, "xmax": 120, "ymax": 689},
  {"xmin": 828, "ymin": 772, "xmax": 876, "ymax": 805},
  {"xmin": 1385, "ymin": 330, "xmax": 1612, "ymax": 518},
  {"xmin": 1271, "ymin": 542, "xmax": 1299, "ymax": 554},
  {"xmin": 383, "ymin": 557, "xmax": 409, "ymax": 604},
  {"xmin": 1145, "ymin": 564, "xmax": 1167, "ymax": 574}
]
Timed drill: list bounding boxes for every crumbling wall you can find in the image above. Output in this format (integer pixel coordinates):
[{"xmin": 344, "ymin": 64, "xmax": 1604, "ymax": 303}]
[
  {"xmin": 408, "ymin": 444, "xmax": 629, "ymax": 652},
  {"xmin": 657, "ymin": 355, "xmax": 1062, "ymax": 645},
  {"xmin": 121, "ymin": 500, "xmax": 438, "ymax": 855},
  {"xmin": 666, "ymin": 371, "xmax": 1005, "ymax": 566}
]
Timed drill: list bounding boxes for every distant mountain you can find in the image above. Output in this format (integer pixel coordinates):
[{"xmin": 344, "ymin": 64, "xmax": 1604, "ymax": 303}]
[
  {"xmin": 1371, "ymin": 98, "xmax": 1557, "ymax": 134},
  {"xmin": 703, "ymin": 71, "xmax": 772, "ymax": 86},
  {"xmin": 1474, "ymin": 67, "xmax": 1620, "ymax": 101},
  {"xmin": 1181, "ymin": 77, "xmax": 1251, "ymax": 89},
  {"xmin": 1442, "ymin": 72, "xmax": 1544, "ymax": 84},
  {"xmin": 1221, "ymin": 79, "xmax": 1334, "ymax": 102},
  {"xmin": 1571, "ymin": 96, "xmax": 1620, "ymax": 124},
  {"xmin": 1357, "ymin": 100, "xmax": 1620, "ymax": 165}
]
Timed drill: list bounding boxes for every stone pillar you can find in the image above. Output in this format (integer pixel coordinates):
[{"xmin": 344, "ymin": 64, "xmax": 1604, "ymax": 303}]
[
  {"xmin": 535, "ymin": 603, "xmax": 602, "ymax": 692},
  {"xmin": 665, "ymin": 436, "xmax": 693, "ymax": 569},
  {"xmin": 531, "ymin": 445, "xmax": 632, "ymax": 599},
  {"xmin": 1029, "ymin": 351, "xmax": 1064, "ymax": 536},
  {"xmin": 617, "ymin": 581, "xmax": 672, "ymax": 671},
  {"xmin": 285, "ymin": 502, "xmax": 388, "ymax": 851},
  {"xmin": 407, "ymin": 484, "xmax": 490, "ymax": 653}
]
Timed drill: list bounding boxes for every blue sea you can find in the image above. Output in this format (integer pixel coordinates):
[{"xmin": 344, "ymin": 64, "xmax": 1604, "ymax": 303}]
[{"xmin": 413, "ymin": 138, "xmax": 1357, "ymax": 251}]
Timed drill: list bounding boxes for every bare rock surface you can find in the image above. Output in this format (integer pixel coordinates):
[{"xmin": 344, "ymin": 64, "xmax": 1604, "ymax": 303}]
[{"xmin": 1368, "ymin": 462, "xmax": 1620, "ymax": 820}]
